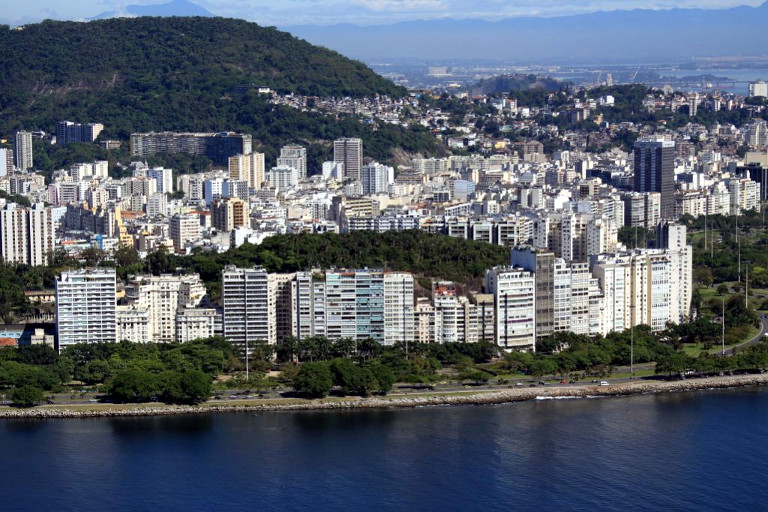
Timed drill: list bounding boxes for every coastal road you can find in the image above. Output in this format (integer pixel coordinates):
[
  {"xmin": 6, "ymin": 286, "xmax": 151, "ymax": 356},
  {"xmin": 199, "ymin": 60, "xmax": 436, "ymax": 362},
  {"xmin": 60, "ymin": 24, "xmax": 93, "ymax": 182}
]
[{"xmin": 724, "ymin": 315, "xmax": 768, "ymax": 355}]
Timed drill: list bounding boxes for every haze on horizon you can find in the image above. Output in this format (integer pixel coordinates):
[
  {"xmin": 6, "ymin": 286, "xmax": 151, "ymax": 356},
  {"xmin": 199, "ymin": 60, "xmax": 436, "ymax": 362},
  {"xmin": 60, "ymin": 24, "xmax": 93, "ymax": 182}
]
[{"xmin": 1, "ymin": 0, "xmax": 764, "ymax": 26}]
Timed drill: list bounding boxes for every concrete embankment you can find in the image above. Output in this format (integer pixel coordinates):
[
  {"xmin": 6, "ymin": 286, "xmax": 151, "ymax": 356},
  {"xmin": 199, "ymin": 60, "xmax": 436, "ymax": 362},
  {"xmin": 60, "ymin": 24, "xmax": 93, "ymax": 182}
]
[{"xmin": 2, "ymin": 373, "xmax": 767, "ymax": 419}]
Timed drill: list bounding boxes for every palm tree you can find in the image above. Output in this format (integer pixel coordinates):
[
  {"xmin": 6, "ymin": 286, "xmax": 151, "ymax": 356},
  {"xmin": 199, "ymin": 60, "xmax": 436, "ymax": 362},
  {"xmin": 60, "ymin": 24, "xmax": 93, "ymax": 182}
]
[
  {"xmin": 315, "ymin": 336, "xmax": 332, "ymax": 361},
  {"xmin": 333, "ymin": 337, "xmax": 357, "ymax": 359},
  {"xmin": 280, "ymin": 336, "xmax": 300, "ymax": 363},
  {"xmin": 299, "ymin": 337, "xmax": 317, "ymax": 362},
  {"xmin": 358, "ymin": 338, "xmax": 381, "ymax": 361}
]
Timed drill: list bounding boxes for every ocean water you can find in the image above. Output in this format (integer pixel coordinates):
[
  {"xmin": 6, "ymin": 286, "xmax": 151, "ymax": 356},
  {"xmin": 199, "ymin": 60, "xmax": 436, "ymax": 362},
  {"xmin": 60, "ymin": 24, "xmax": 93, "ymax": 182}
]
[{"xmin": 3, "ymin": 388, "xmax": 768, "ymax": 511}]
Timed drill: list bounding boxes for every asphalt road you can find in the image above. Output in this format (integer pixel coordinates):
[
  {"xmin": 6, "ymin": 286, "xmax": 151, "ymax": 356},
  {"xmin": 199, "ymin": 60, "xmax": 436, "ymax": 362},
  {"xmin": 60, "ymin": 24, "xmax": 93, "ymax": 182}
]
[{"xmin": 724, "ymin": 316, "xmax": 768, "ymax": 355}]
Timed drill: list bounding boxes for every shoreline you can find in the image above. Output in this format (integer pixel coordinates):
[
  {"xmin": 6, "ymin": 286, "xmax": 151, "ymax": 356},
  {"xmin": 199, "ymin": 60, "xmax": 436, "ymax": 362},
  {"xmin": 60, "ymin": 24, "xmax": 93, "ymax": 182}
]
[{"xmin": 2, "ymin": 373, "xmax": 768, "ymax": 419}]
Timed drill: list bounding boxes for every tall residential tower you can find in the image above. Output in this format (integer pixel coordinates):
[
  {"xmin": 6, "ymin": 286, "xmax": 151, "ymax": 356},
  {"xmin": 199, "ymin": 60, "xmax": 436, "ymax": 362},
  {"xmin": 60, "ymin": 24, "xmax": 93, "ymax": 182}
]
[{"xmin": 634, "ymin": 138, "xmax": 676, "ymax": 220}]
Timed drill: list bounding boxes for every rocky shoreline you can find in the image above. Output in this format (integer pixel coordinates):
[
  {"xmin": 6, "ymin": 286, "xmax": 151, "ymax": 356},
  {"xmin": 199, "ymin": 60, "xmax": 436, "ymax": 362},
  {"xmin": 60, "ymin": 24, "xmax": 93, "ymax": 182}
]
[{"xmin": 2, "ymin": 373, "xmax": 767, "ymax": 419}]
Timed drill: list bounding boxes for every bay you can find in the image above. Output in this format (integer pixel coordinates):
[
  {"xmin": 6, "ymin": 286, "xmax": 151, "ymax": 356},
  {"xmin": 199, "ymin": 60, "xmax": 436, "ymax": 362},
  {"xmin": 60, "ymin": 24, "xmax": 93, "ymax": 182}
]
[{"xmin": 3, "ymin": 388, "xmax": 768, "ymax": 511}]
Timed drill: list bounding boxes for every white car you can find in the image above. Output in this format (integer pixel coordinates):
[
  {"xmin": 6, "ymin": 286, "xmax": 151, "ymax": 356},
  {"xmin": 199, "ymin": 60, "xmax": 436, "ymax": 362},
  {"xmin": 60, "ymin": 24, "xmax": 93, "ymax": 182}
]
[{"xmin": 599, "ymin": 381, "xmax": 609, "ymax": 386}]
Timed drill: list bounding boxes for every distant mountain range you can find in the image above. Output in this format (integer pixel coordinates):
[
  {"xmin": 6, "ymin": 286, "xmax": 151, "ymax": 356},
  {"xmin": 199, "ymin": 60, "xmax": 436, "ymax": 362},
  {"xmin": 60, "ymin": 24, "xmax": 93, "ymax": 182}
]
[
  {"xmin": 284, "ymin": 2, "xmax": 768, "ymax": 63},
  {"xmin": 91, "ymin": 0, "xmax": 213, "ymax": 20}
]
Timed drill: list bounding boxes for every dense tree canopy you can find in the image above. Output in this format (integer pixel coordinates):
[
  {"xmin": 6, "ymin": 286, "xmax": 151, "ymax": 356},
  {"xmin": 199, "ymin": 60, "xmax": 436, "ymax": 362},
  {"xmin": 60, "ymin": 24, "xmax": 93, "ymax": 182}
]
[{"xmin": 166, "ymin": 231, "xmax": 510, "ymax": 288}]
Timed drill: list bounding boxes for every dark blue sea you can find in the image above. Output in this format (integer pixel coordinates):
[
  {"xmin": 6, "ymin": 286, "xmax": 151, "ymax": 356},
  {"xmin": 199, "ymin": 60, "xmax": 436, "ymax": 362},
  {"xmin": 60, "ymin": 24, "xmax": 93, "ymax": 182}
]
[{"xmin": 3, "ymin": 388, "xmax": 768, "ymax": 511}]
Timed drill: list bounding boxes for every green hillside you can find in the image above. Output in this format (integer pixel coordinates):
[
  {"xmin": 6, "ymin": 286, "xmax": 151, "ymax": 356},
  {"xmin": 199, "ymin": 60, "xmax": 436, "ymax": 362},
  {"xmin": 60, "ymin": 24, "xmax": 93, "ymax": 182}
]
[
  {"xmin": 0, "ymin": 18, "xmax": 440, "ymax": 168},
  {"xmin": 470, "ymin": 74, "xmax": 564, "ymax": 96}
]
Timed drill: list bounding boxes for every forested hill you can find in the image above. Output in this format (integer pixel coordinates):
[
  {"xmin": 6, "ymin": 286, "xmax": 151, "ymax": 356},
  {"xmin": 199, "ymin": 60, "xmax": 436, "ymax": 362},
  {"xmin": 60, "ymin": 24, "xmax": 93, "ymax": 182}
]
[
  {"xmin": 0, "ymin": 17, "xmax": 406, "ymax": 139},
  {"xmin": 470, "ymin": 74, "xmax": 564, "ymax": 97}
]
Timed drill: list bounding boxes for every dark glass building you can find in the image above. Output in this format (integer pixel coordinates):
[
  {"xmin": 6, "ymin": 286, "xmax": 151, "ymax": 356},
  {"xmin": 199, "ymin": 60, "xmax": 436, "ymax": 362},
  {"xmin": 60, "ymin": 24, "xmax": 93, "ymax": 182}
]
[{"xmin": 634, "ymin": 138, "xmax": 676, "ymax": 220}]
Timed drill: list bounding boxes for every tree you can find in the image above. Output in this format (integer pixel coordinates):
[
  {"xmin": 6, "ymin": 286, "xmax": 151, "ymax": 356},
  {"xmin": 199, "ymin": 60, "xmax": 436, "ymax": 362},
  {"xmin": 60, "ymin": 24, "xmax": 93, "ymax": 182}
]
[
  {"xmin": 330, "ymin": 358, "xmax": 379, "ymax": 396},
  {"xmin": 366, "ymin": 361, "xmax": 395, "ymax": 394},
  {"xmin": 278, "ymin": 363, "xmax": 300, "ymax": 384},
  {"xmin": 80, "ymin": 247, "xmax": 106, "ymax": 267},
  {"xmin": 293, "ymin": 362, "xmax": 332, "ymax": 398},
  {"xmin": 529, "ymin": 358, "xmax": 557, "ymax": 380},
  {"xmin": 278, "ymin": 336, "xmax": 300, "ymax": 363},
  {"xmin": 161, "ymin": 370, "xmax": 212, "ymax": 404},
  {"xmin": 146, "ymin": 246, "xmax": 174, "ymax": 276},
  {"xmin": 693, "ymin": 267, "xmax": 713, "ymax": 287},
  {"xmin": 114, "ymin": 245, "xmax": 142, "ymax": 268},
  {"xmin": 11, "ymin": 385, "xmax": 44, "ymax": 408},
  {"xmin": 655, "ymin": 353, "xmax": 695, "ymax": 378},
  {"xmin": 106, "ymin": 370, "xmax": 159, "ymax": 403},
  {"xmin": 74, "ymin": 359, "xmax": 112, "ymax": 385},
  {"xmin": 459, "ymin": 369, "xmax": 490, "ymax": 385}
]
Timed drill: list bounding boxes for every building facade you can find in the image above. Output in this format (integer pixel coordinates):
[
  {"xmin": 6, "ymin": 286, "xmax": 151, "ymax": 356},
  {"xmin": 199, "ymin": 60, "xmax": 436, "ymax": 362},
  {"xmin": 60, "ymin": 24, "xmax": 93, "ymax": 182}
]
[{"xmin": 55, "ymin": 269, "xmax": 117, "ymax": 350}]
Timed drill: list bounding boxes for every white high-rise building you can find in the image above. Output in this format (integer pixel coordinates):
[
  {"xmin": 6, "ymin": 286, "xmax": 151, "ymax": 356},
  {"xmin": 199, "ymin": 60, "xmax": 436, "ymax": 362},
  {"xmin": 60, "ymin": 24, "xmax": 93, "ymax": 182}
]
[
  {"xmin": 0, "ymin": 148, "xmax": 13, "ymax": 176},
  {"xmin": 746, "ymin": 121, "xmax": 768, "ymax": 148},
  {"xmin": 432, "ymin": 283, "xmax": 462, "ymax": 344},
  {"xmin": 334, "ymin": 138, "xmax": 363, "ymax": 181},
  {"xmin": 322, "ymin": 161, "xmax": 344, "ymax": 179},
  {"xmin": 486, "ymin": 266, "xmax": 536, "ymax": 351},
  {"xmin": 268, "ymin": 165, "xmax": 299, "ymax": 191},
  {"xmin": 147, "ymin": 167, "xmax": 174, "ymax": 194},
  {"xmin": 222, "ymin": 267, "xmax": 276, "ymax": 352},
  {"xmin": 56, "ymin": 269, "xmax": 117, "ymax": 350},
  {"xmin": 688, "ymin": 93, "xmax": 699, "ymax": 117},
  {"xmin": 291, "ymin": 272, "xmax": 315, "ymax": 341},
  {"xmin": 591, "ymin": 234, "xmax": 692, "ymax": 335},
  {"xmin": 749, "ymin": 80, "xmax": 768, "ymax": 98},
  {"xmin": 728, "ymin": 178, "xmax": 760, "ymax": 214},
  {"xmin": 0, "ymin": 203, "xmax": 55, "ymax": 266},
  {"xmin": 383, "ymin": 273, "xmax": 415, "ymax": 346},
  {"xmin": 169, "ymin": 214, "xmax": 200, "ymax": 253},
  {"xmin": 176, "ymin": 307, "xmax": 217, "ymax": 343},
  {"xmin": 552, "ymin": 260, "xmax": 572, "ymax": 333},
  {"xmin": 277, "ymin": 145, "xmax": 307, "ymax": 179},
  {"xmin": 92, "ymin": 160, "xmax": 109, "ymax": 179},
  {"xmin": 133, "ymin": 274, "xmax": 206, "ymax": 342},
  {"xmin": 28, "ymin": 203, "xmax": 56, "ymax": 266},
  {"xmin": 0, "ymin": 203, "xmax": 28, "ymax": 266},
  {"xmin": 361, "ymin": 162, "xmax": 391, "ymax": 195},
  {"xmin": 289, "ymin": 269, "xmax": 415, "ymax": 345},
  {"xmin": 116, "ymin": 305, "xmax": 150, "ymax": 343},
  {"xmin": 659, "ymin": 223, "xmax": 693, "ymax": 325},
  {"xmin": 14, "ymin": 131, "xmax": 33, "ymax": 171},
  {"xmin": 569, "ymin": 262, "xmax": 591, "ymax": 335},
  {"xmin": 229, "ymin": 152, "xmax": 266, "ymax": 190},
  {"xmin": 146, "ymin": 192, "xmax": 167, "ymax": 217},
  {"xmin": 203, "ymin": 178, "xmax": 224, "ymax": 206}
]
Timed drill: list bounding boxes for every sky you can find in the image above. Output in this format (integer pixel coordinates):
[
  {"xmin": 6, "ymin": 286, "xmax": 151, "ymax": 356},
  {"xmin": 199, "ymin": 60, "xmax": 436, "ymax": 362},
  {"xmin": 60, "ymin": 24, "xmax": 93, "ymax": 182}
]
[{"xmin": 0, "ymin": 0, "xmax": 764, "ymax": 26}]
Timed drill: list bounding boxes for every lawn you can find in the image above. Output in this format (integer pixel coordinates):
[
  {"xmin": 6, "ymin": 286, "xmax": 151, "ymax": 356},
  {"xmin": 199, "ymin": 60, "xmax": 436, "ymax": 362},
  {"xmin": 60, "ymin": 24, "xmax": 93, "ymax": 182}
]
[{"xmin": 681, "ymin": 324, "xmax": 761, "ymax": 357}]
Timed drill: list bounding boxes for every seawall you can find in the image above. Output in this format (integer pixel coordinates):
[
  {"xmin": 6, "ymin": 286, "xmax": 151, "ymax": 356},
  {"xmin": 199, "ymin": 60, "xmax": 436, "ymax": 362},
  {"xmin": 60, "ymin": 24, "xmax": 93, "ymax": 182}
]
[{"xmin": 2, "ymin": 373, "xmax": 767, "ymax": 419}]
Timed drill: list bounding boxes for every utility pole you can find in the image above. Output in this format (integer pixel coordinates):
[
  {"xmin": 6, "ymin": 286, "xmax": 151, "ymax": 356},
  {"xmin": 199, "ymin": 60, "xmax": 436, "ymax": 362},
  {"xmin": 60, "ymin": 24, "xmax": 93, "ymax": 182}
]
[
  {"xmin": 630, "ymin": 302, "xmax": 635, "ymax": 380},
  {"xmin": 737, "ymin": 215, "xmax": 741, "ymax": 282},
  {"xmin": 746, "ymin": 263, "xmax": 749, "ymax": 309},
  {"xmin": 704, "ymin": 212, "xmax": 708, "ymax": 251},
  {"xmin": 630, "ymin": 320, "xmax": 635, "ymax": 380},
  {"xmin": 722, "ymin": 297, "xmax": 726, "ymax": 357}
]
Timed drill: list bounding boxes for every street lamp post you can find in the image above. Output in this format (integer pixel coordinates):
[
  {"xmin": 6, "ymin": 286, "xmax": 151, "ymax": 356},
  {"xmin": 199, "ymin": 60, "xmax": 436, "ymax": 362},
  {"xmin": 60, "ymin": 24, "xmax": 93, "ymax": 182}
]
[
  {"xmin": 746, "ymin": 262, "xmax": 750, "ymax": 309},
  {"xmin": 630, "ymin": 302, "xmax": 635, "ymax": 379},
  {"xmin": 722, "ymin": 297, "xmax": 726, "ymax": 357},
  {"xmin": 737, "ymin": 215, "xmax": 741, "ymax": 282}
]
